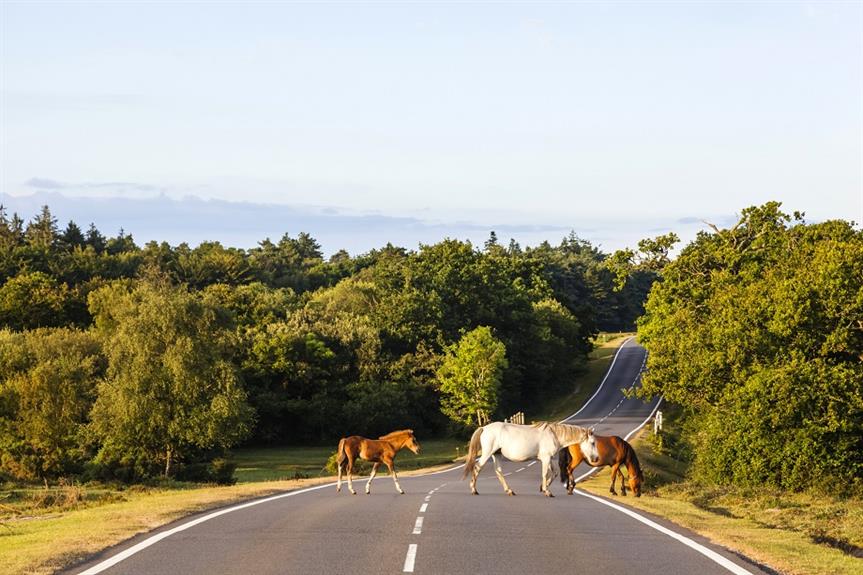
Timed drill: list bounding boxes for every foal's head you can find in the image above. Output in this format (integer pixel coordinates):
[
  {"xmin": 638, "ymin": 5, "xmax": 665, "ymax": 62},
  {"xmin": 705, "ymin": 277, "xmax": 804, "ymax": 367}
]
[{"xmin": 405, "ymin": 431, "xmax": 421, "ymax": 454}]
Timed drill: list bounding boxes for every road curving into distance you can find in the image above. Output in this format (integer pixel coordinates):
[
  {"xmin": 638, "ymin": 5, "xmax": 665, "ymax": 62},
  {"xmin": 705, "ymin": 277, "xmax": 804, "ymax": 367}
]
[{"xmin": 70, "ymin": 337, "xmax": 770, "ymax": 575}]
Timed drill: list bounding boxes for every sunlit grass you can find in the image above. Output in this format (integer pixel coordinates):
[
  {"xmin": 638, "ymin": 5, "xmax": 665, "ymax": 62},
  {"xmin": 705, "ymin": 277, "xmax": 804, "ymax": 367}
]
[
  {"xmin": 232, "ymin": 438, "xmax": 464, "ymax": 483},
  {"xmin": 576, "ymin": 428, "xmax": 863, "ymax": 575}
]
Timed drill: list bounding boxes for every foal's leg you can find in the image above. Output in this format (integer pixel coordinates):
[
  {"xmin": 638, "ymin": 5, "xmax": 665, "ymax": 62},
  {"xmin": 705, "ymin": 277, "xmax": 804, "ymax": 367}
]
[
  {"xmin": 346, "ymin": 458, "xmax": 357, "ymax": 495},
  {"xmin": 337, "ymin": 459, "xmax": 343, "ymax": 492},
  {"xmin": 491, "ymin": 453, "xmax": 515, "ymax": 496},
  {"xmin": 385, "ymin": 458, "xmax": 405, "ymax": 494},
  {"xmin": 366, "ymin": 462, "xmax": 380, "ymax": 494}
]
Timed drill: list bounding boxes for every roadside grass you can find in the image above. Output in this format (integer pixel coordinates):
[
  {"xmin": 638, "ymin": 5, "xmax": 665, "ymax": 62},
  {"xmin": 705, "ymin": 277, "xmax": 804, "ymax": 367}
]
[
  {"xmin": 531, "ymin": 333, "xmax": 633, "ymax": 422},
  {"xmin": 575, "ymin": 426, "xmax": 863, "ymax": 575},
  {"xmin": 232, "ymin": 438, "xmax": 465, "ymax": 483}
]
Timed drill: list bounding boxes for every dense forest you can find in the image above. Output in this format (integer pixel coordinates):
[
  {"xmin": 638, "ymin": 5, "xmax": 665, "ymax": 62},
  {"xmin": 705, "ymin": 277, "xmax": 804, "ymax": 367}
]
[{"xmin": 0, "ymin": 204, "xmax": 658, "ymax": 482}]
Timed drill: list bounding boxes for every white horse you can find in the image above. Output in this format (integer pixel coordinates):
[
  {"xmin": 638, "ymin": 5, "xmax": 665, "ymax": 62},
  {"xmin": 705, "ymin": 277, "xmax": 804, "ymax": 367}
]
[{"xmin": 463, "ymin": 421, "xmax": 599, "ymax": 497}]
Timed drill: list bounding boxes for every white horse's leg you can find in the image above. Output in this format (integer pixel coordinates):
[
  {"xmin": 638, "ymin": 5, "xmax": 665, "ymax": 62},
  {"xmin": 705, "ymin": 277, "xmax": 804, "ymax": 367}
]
[
  {"xmin": 492, "ymin": 453, "xmax": 515, "ymax": 495},
  {"xmin": 540, "ymin": 456, "xmax": 554, "ymax": 497},
  {"xmin": 366, "ymin": 462, "xmax": 380, "ymax": 494},
  {"xmin": 470, "ymin": 451, "xmax": 494, "ymax": 494},
  {"xmin": 337, "ymin": 459, "xmax": 343, "ymax": 492}
]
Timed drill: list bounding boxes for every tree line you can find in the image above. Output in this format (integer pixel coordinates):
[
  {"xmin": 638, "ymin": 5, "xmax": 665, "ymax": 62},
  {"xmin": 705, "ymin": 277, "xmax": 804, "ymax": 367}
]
[{"xmin": 0, "ymin": 205, "xmax": 655, "ymax": 483}]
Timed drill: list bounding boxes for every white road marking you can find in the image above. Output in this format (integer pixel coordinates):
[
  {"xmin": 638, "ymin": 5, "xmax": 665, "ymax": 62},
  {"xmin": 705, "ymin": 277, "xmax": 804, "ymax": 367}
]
[
  {"xmin": 527, "ymin": 461, "xmax": 536, "ymax": 467},
  {"xmin": 562, "ymin": 336, "xmax": 634, "ymax": 421},
  {"xmin": 574, "ymin": 490, "xmax": 753, "ymax": 575},
  {"xmin": 412, "ymin": 516, "xmax": 424, "ymax": 534},
  {"xmin": 403, "ymin": 544, "xmax": 418, "ymax": 572},
  {"xmin": 76, "ymin": 482, "xmax": 335, "ymax": 575},
  {"xmin": 516, "ymin": 467, "xmax": 525, "ymax": 472},
  {"xmin": 424, "ymin": 495, "xmax": 431, "ymax": 501},
  {"xmin": 420, "ymin": 503, "xmax": 428, "ymax": 512}
]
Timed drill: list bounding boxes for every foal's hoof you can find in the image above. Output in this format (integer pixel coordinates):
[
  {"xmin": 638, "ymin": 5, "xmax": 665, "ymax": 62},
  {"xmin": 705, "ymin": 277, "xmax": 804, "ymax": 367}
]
[
  {"xmin": 506, "ymin": 490, "xmax": 516, "ymax": 496},
  {"xmin": 399, "ymin": 490, "xmax": 405, "ymax": 495},
  {"xmin": 350, "ymin": 490, "xmax": 357, "ymax": 495},
  {"xmin": 544, "ymin": 492, "xmax": 555, "ymax": 498}
]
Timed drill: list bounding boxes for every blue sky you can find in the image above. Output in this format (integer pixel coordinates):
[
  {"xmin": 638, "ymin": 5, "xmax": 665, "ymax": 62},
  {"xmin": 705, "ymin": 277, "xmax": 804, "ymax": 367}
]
[{"xmin": 1, "ymin": 2, "xmax": 861, "ymax": 255}]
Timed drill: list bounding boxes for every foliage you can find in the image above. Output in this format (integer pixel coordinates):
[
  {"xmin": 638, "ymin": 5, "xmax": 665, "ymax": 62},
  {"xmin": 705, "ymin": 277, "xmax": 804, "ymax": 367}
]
[
  {"xmin": 638, "ymin": 203, "xmax": 863, "ymax": 493},
  {"xmin": 0, "ymin": 328, "xmax": 104, "ymax": 480},
  {"xmin": 437, "ymin": 326, "xmax": 508, "ymax": 426},
  {"xmin": 87, "ymin": 279, "xmax": 254, "ymax": 480}
]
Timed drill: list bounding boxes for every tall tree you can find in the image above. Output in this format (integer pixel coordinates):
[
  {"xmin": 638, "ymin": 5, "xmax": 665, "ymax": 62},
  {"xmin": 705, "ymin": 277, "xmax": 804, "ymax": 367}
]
[
  {"xmin": 88, "ymin": 279, "xmax": 254, "ymax": 478},
  {"xmin": 437, "ymin": 326, "xmax": 508, "ymax": 426}
]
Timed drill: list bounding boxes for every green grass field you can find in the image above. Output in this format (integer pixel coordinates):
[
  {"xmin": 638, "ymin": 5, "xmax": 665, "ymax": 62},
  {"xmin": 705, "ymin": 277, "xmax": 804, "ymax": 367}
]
[{"xmin": 232, "ymin": 438, "xmax": 465, "ymax": 483}]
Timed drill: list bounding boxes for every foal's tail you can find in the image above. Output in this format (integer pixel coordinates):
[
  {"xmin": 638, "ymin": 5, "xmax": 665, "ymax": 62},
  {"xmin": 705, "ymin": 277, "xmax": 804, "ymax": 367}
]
[
  {"xmin": 336, "ymin": 438, "xmax": 347, "ymax": 469},
  {"xmin": 462, "ymin": 427, "xmax": 484, "ymax": 480},
  {"xmin": 558, "ymin": 446, "xmax": 572, "ymax": 484}
]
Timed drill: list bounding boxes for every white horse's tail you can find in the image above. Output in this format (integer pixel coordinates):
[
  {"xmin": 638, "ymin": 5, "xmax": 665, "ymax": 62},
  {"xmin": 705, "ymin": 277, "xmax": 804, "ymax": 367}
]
[{"xmin": 462, "ymin": 427, "xmax": 484, "ymax": 479}]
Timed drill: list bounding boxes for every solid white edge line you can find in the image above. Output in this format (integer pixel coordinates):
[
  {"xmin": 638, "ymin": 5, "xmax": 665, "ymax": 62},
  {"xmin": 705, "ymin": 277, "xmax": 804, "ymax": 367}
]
[
  {"xmin": 403, "ymin": 543, "xmax": 418, "ymax": 572},
  {"xmin": 76, "ymin": 482, "xmax": 334, "ymax": 575},
  {"xmin": 562, "ymin": 336, "xmax": 635, "ymax": 421},
  {"xmin": 570, "ymin": 396, "xmax": 754, "ymax": 574},
  {"xmin": 574, "ymin": 490, "xmax": 752, "ymax": 575}
]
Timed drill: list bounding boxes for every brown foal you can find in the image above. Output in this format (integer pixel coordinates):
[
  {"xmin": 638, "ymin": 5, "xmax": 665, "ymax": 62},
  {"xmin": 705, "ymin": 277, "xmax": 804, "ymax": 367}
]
[{"xmin": 336, "ymin": 429, "xmax": 421, "ymax": 495}]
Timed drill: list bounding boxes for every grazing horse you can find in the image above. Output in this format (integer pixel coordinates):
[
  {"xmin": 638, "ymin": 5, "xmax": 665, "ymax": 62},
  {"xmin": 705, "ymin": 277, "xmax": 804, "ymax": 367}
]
[
  {"xmin": 336, "ymin": 429, "xmax": 421, "ymax": 495},
  {"xmin": 463, "ymin": 421, "xmax": 598, "ymax": 497},
  {"xmin": 559, "ymin": 434, "xmax": 643, "ymax": 496}
]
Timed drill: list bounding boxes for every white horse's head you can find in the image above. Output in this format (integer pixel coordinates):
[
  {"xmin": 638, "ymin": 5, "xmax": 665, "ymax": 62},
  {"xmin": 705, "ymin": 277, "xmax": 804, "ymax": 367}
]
[{"xmin": 580, "ymin": 428, "xmax": 600, "ymax": 465}]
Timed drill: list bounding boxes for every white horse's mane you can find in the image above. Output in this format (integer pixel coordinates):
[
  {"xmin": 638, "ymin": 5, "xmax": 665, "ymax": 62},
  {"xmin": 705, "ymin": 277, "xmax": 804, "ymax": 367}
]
[{"xmin": 532, "ymin": 421, "xmax": 590, "ymax": 445}]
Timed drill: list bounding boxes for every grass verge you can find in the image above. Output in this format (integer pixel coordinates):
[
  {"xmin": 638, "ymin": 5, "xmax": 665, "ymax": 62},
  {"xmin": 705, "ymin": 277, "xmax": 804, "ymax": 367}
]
[{"xmin": 575, "ymin": 426, "xmax": 863, "ymax": 575}]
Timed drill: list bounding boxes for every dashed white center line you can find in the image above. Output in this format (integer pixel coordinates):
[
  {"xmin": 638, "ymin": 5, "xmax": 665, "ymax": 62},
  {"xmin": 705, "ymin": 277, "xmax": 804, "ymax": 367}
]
[
  {"xmin": 527, "ymin": 461, "xmax": 536, "ymax": 467},
  {"xmin": 419, "ymin": 503, "xmax": 428, "ymax": 513},
  {"xmin": 516, "ymin": 467, "xmax": 525, "ymax": 472},
  {"xmin": 403, "ymin": 544, "xmax": 418, "ymax": 572},
  {"xmin": 424, "ymin": 495, "xmax": 431, "ymax": 501},
  {"xmin": 412, "ymin": 517, "xmax": 424, "ymax": 534}
]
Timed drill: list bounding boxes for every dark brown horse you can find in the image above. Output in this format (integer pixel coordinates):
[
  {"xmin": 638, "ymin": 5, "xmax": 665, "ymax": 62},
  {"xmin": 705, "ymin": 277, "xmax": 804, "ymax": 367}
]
[
  {"xmin": 336, "ymin": 429, "xmax": 421, "ymax": 495},
  {"xmin": 559, "ymin": 434, "xmax": 643, "ymax": 496}
]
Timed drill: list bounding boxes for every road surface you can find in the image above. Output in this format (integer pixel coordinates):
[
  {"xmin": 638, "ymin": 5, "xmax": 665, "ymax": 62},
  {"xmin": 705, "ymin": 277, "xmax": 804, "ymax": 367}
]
[{"xmin": 70, "ymin": 338, "xmax": 769, "ymax": 575}]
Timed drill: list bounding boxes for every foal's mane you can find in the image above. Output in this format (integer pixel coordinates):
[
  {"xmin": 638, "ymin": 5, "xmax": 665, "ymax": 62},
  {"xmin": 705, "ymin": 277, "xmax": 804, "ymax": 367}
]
[{"xmin": 378, "ymin": 429, "xmax": 414, "ymax": 441}]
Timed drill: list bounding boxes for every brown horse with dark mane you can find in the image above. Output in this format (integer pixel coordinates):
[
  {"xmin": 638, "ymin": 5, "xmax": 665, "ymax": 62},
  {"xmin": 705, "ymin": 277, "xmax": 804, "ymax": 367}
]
[
  {"xmin": 336, "ymin": 429, "xmax": 421, "ymax": 495},
  {"xmin": 559, "ymin": 434, "xmax": 643, "ymax": 496}
]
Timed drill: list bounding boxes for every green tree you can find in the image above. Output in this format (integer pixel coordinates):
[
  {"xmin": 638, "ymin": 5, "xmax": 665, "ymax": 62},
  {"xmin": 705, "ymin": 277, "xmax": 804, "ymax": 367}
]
[
  {"xmin": 0, "ymin": 272, "xmax": 70, "ymax": 330},
  {"xmin": 437, "ymin": 326, "xmax": 508, "ymax": 426},
  {"xmin": 88, "ymin": 279, "xmax": 254, "ymax": 478},
  {"xmin": 637, "ymin": 203, "xmax": 863, "ymax": 493},
  {"xmin": 0, "ymin": 328, "xmax": 103, "ymax": 480}
]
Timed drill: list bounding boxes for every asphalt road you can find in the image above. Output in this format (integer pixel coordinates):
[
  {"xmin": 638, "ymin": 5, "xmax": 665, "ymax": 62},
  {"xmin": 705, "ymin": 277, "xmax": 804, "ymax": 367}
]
[{"xmin": 70, "ymin": 338, "xmax": 770, "ymax": 575}]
